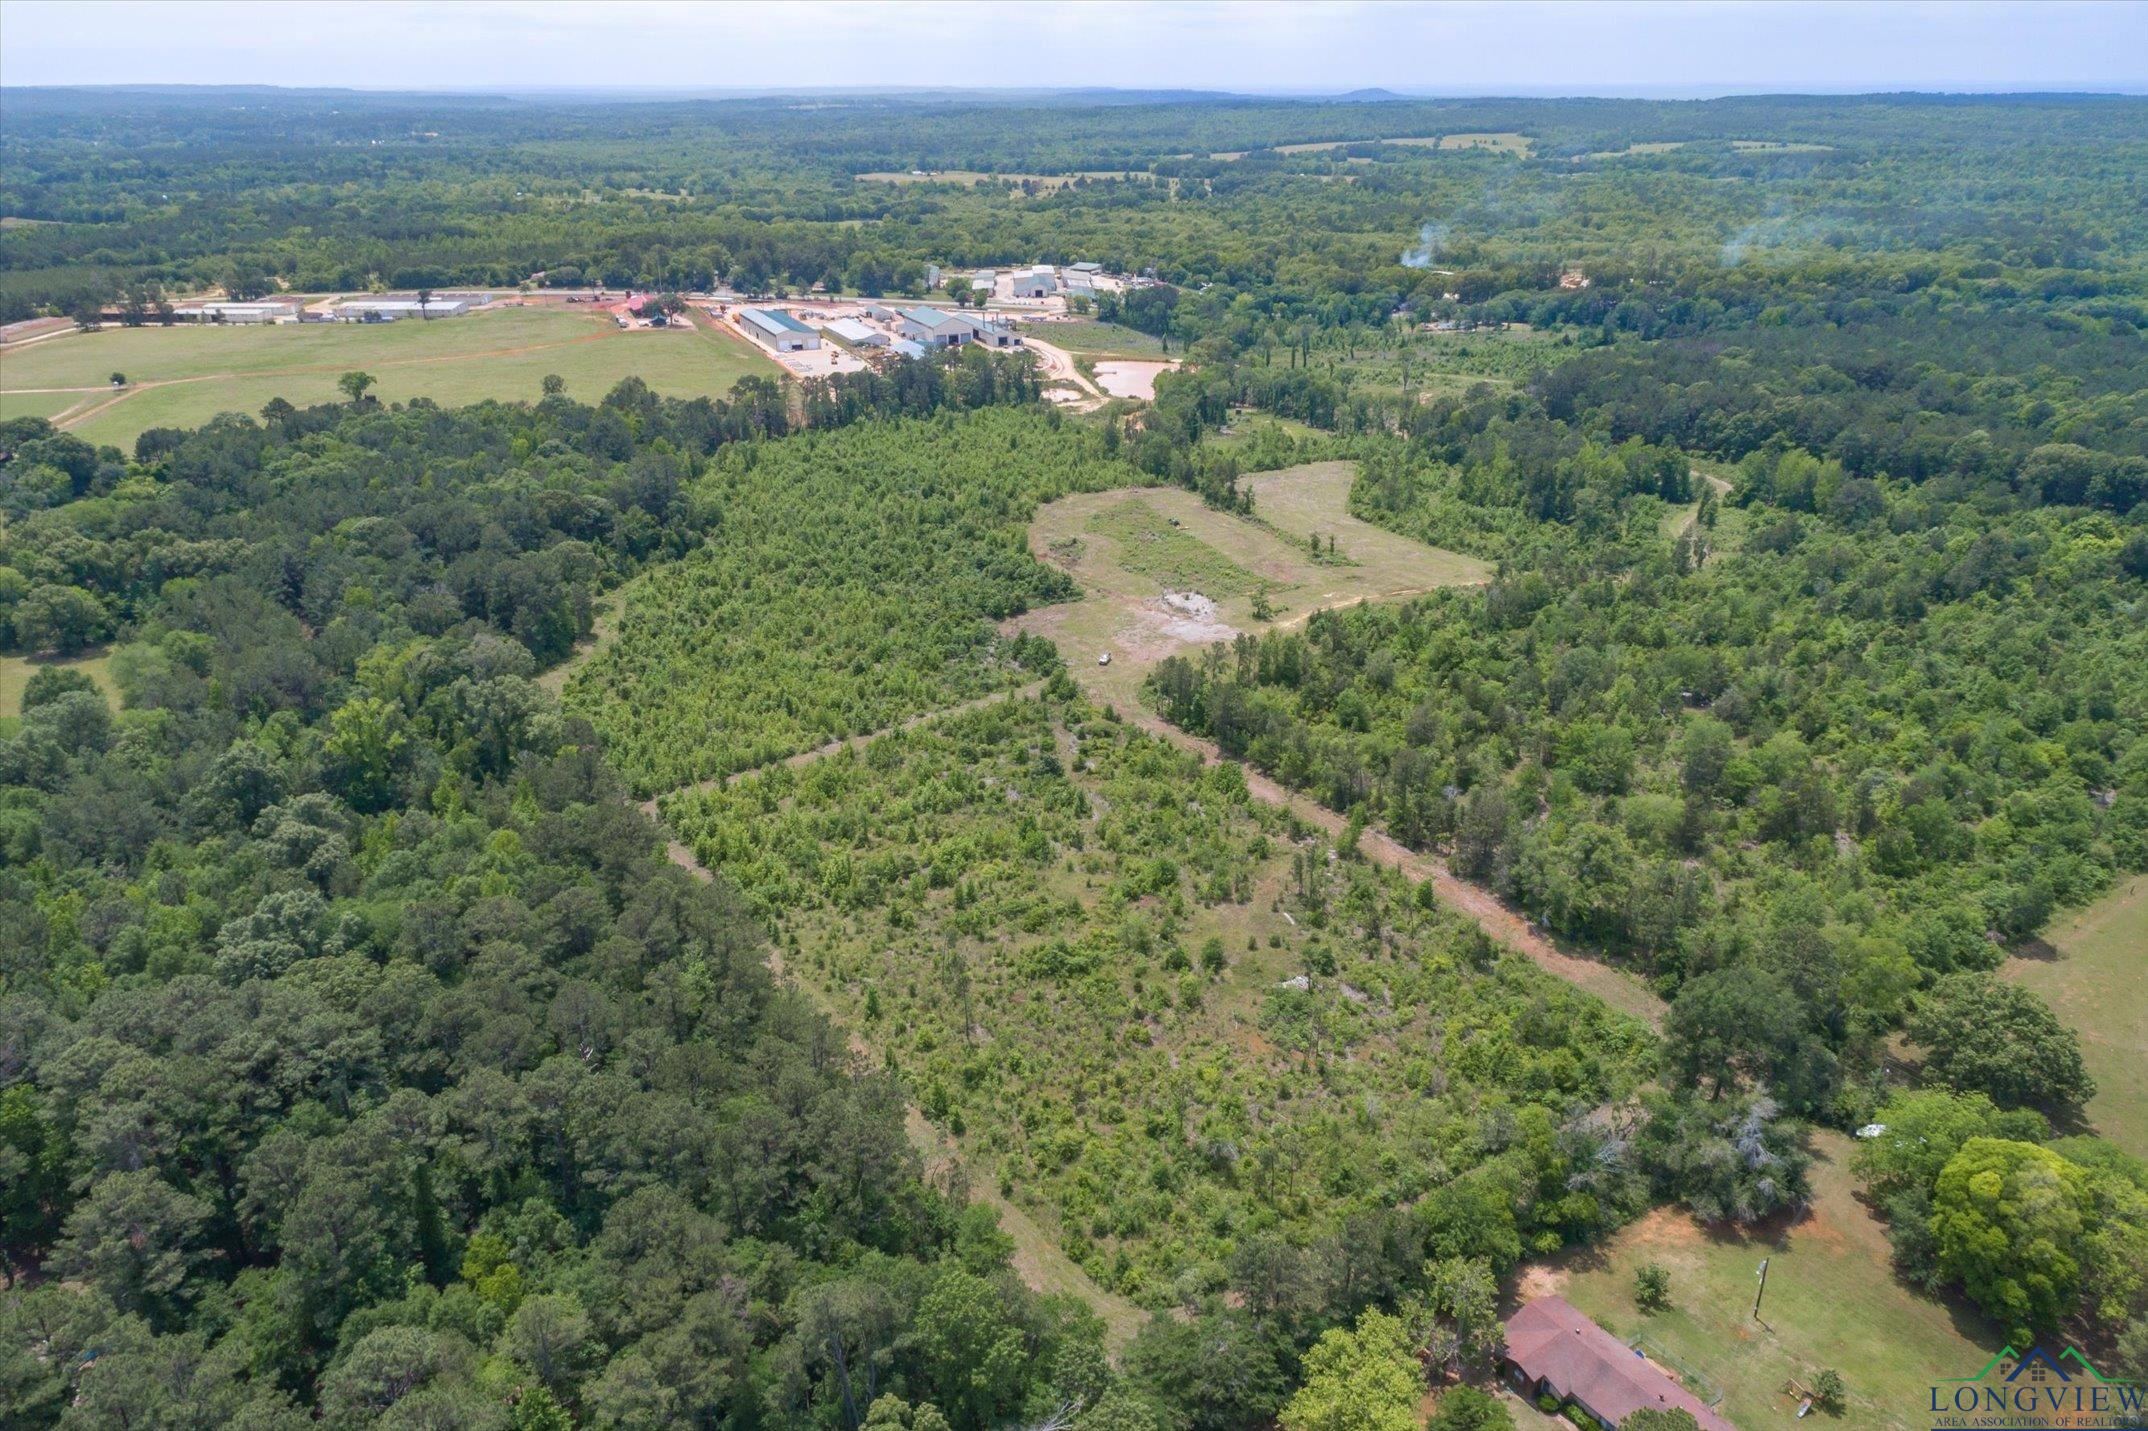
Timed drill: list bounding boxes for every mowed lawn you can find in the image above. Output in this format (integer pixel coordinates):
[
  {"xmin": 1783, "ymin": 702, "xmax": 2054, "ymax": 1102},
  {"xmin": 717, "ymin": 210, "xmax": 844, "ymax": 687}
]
[
  {"xmin": 1537, "ymin": 1131, "xmax": 2002, "ymax": 1431},
  {"xmin": 0, "ymin": 306, "xmax": 780, "ymax": 450},
  {"xmin": 2007, "ymin": 874, "xmax": 2148, "ymax": 1157}
]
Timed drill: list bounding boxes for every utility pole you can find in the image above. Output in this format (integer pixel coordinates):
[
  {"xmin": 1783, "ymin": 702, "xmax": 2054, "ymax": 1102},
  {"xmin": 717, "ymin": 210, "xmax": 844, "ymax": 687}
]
[{"xmin": 1752, "ymin": 1257, "xmax": 1771, "ymax": 1324}]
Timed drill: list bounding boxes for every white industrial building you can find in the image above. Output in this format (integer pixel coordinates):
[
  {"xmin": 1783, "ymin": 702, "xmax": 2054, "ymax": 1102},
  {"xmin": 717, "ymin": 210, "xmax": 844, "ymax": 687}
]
[
  {"xmin": 824, "ymin": 318, "xmax": 888, "ymax": 348},
  {"xmin": 895, "ymin": 306, "xmax": 976, "ymax": 348},
  {"xmin": 183, "ymin": 300, "xmax": 299, "ymax": 324},
  {"xmin": 738, "ymin": 307, "xmax": 821, "ymax": 352},
  {"xmin": 1008, "ymin": 265, "xmax": 1058, "ymax": 298},
  {"xmin": 955, "ymin": 311, "xmax": 1021, "ymax": 348},
  {"xmin": 333, "ymin": 294, "xmax": 486, "ymax": 321}
]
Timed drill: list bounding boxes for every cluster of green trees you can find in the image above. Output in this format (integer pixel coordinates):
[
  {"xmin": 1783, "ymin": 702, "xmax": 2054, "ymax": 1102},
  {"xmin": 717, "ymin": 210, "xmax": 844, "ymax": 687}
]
[
  {"xmin": 1540, "ymin": 308, "xmax": 2148, "ymax": 512},
  {"xmin": 1855, "ymin": 1090, "xmax": 2148, "ymax": 1364},
  {"xmin": 1151, "ymin": 430, "xmax": 2143, "ymax": 1127},
  {"xmin": 662, "ymin": 690, "xmax": 1658, "ymax": 1301},
  {"xmin": 565, "ymin": 408, "xmax": 1122, "ymax": 795},
  {"xmin": 0, "ymin": 402, "xmax": 1135, "ymax": 1428}
]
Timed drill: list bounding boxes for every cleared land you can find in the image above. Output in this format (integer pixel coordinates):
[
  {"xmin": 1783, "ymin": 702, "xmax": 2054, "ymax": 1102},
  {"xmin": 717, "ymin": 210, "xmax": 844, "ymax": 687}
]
[
  {"xmin": 853, "ymin": 170, "xmax": 1133, "ymax": 191},
  {"xmin": 1252, "ymin": 133, "xmax": 1533, "ymax": 158},
  {"xmin": 1017, "ymin": 466, "xmax": 1662, "ymax": 1026},
  {"xmin": 1021, "ymin": 321, "xmax": 1167, "ymax": 357},
  {"xmin": 2005, "ymin": 873, "xmax": 2148, "ymax": 1157},
  {"xmin": 1536, "ymin": 1131, "xmax": 2002, "ymax": 1431},
  {"xmin": 1090, "ymin": 359, "xmax": 1176, "ymax": 400},
  {"xmin": 0, "ymin": 649, "xmax": 117, "ymax": 720},
  {"xmin": 0, "ymin": 306, "xmax": 779, "ymax": 450}
]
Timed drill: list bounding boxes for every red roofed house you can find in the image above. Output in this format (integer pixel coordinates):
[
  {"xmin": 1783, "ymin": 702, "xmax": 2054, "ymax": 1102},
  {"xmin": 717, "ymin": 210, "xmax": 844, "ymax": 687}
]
[{"xmin": 1502, "ymin": 1297, "xmax": 1734, "ymax": 1431}]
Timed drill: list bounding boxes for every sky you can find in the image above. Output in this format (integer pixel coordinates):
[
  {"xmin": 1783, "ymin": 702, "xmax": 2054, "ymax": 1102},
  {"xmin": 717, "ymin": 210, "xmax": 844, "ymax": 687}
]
[{"xmin": 1, "ymin": 0, "xmax": 2144, "ymax": 96}]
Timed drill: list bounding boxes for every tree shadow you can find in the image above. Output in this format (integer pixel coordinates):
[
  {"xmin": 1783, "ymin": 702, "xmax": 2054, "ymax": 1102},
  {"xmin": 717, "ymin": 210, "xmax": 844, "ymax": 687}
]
[{"xmin": 2008, "ymin": 935, "xmax": 2062, "ymax": 964}]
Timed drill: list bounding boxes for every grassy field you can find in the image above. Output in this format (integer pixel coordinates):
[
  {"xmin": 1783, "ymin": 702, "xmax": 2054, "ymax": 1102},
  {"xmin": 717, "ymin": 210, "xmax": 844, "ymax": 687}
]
[
  {"xmin": 0, "ymin": 307, "xmax": 779, "ymax": 450},
  {"xmin": 0, "ymin": 388, "xmax": 94, "ymax": 423},
  {"xmin": 2006, "ymin": 873, "xmax": 2148, "ymax": 1157},
  {"xmin": 1022, "ymin": 321, "xmax": 1167, "ymax": 357},
  {"xmin": 0, "ymin": 648, "xmax": 118, "ymax": 719},
  {"xmin": 1241, "ymin": 461, "xmax": 1494, "ymax": 589},
  {"xmin": 1398, "ymin": 131, "xmax": 1535, "ymax": 155},
  {"xmin": 1241, "ymin": 133, "xmax": 1533, "ymax": 158},
  {"xmin": 1541, "ymin": 1131, "xmax": 2002, "ymax": 1431},
  {"xmin": 1022, "ymin": 466, "xmax": 1489, "ymax": 713},
  {"xmin": 1084, "ymin": 497, "xmax": 1264, "ymax": 596}
]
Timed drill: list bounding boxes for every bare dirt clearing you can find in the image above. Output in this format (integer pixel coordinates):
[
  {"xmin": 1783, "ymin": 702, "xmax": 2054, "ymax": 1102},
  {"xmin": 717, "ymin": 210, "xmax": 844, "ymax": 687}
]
[{"xmin": 1091, "ymin": 359, "xmax": 1177, "ymax": 400}]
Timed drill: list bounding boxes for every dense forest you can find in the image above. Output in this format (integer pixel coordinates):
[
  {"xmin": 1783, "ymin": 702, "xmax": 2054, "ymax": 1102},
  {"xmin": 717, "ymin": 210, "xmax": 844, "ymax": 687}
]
[{"xmin": 6, "ymin": 83, "xmax": 2148, "ymax": 1429}]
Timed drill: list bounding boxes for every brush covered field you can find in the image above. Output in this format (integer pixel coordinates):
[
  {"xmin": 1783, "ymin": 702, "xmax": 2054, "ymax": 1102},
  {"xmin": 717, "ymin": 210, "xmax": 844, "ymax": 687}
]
[
  {"xmin": 662, "ymin": 689, "xmax": 1656, "ymax": 1301},
  {"xmin": 567, "ymin": 409, "xmax": 1120, "ymax": 795}
]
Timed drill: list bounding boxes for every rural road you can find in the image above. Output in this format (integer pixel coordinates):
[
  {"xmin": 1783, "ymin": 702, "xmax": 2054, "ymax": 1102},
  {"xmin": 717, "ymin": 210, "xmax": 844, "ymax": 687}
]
[{"xmin": 1021, "ymin": 335, "xmax": 1107, "ymax": 406}]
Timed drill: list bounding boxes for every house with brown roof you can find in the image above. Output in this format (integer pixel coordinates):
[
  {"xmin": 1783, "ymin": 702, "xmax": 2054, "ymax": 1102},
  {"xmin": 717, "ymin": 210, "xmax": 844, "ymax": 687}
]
[{"xmin": 1502, "ymin": 1297, "xmax": 1734, "ymax": 1431}]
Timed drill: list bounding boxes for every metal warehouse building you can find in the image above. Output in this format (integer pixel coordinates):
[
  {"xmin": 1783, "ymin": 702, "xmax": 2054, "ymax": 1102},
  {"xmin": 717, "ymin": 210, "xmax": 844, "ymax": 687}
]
[
  {"xmin": 738, "ymin": 307, "xmax": 821, "ymax": 352},
  {"xmin": 333, "ymin": 294, "xmax": 487, "ymax": 321},
  {"xmin": 895, "ymin": 306, "xmax": 974, "ymax": 348},
  {"xmin": 824, "ymin": 318, "xmax": 887, "ymax": 348}
]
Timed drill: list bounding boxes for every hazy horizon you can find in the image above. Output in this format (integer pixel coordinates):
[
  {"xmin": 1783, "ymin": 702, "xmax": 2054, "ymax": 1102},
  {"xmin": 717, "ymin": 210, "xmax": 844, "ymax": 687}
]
[{"xmin": 3, "ymin": 1, "xmax": 2143, "ymax": 96}]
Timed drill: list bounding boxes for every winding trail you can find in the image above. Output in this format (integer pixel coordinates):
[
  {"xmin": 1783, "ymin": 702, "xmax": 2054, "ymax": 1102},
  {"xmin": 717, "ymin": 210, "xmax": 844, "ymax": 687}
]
[{"xmin": 640, "ymin": 680, "xmax": 1050, "ymax": 817}]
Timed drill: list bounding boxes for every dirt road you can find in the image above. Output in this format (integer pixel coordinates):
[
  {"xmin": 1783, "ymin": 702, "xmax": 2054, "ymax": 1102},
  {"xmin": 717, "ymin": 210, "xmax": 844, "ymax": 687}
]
[
  {"xmin": 1024, "ymin": 467, "xmax": 1666, "ymax": 1027},
  {"xmin": 1021, "ymin": 335, "xmax": 1107, "ymax": 406},
  {"xmin": 1103, "ymin": 701, "xmax": 1666, "ymax": 1027},
  {"xmin": 641, "ymin": 680, "xmax": 1048, "ymax": 816}
]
